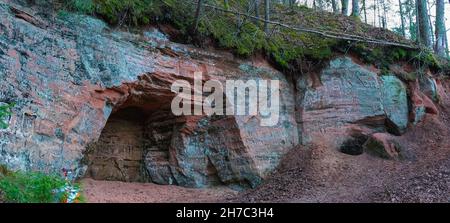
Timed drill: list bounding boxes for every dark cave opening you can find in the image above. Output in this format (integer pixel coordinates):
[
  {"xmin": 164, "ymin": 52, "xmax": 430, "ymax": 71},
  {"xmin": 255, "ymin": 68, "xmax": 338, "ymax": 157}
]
[
  {"xmin": 339, "ymin": 135, "xmax": 369, "ymax": 156},
  {"xmin": 83, "ymin": 106, "xmax": 176, "ymax": 183}
]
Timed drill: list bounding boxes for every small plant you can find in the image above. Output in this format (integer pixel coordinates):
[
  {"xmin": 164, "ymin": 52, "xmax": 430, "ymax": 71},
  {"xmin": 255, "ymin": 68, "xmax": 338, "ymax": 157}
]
[
  {"xmin": 0, "ymin": 168, "xmax": 84, "ymax": 203},
  {"xmin": 0, "ymin": 103, "xmax": 14, "ymax": 129}
]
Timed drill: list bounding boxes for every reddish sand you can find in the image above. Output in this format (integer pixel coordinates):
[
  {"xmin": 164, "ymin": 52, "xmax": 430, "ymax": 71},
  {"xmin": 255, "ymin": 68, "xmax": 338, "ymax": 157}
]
[{"xmin": 81, "ymin": 178, "xmax": 237, "ymax": 203}]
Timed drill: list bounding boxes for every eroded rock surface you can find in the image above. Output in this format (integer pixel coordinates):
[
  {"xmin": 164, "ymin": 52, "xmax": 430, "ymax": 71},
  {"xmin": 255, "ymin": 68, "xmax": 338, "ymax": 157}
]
[
  {"xmin": 0, "ymin": 0, "xmax": 444, "ymax": 190},
  {"xmin": 0, "ymin": 1, "xmax": 296, "ymax": 188}
]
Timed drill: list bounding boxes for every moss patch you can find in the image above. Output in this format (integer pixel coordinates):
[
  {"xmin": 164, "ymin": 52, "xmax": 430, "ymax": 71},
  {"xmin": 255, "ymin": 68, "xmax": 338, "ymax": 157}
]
[{"xmin": 63, "ymin": 0, "xmax": 441, "ymax": 72}]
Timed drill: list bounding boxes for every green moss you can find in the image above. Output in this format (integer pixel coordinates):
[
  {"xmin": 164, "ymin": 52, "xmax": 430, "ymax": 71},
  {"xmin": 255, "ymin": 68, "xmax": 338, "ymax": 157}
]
[
  {"xmin": 64, "ymin": 0, "xmax": 443, "ymax": 74},
  {"xmin": 68, "ymin": 0, "xmax": 173, "ymax": 25}
]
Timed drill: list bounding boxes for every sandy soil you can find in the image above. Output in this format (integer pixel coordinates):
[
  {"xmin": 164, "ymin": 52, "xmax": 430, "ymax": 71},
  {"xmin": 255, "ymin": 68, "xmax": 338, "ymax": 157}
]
[{"xmin": 81, "ymin": 178, "xmax": 238, "ymax": 203}]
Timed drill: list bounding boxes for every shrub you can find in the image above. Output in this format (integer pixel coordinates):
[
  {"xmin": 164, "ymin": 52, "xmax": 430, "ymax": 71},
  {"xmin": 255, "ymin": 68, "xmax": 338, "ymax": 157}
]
[
  {"xmin": 68, "ymin": 0, "xmax": 175, "ymax": 25},
  {"xmin": 0, "ymin": 169, "xmax": 84, "ymax": 203}
]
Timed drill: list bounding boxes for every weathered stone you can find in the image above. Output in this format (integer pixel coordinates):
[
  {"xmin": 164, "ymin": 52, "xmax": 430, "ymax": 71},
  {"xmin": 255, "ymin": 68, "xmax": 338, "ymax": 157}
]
[
  {"xmin": 0, "ymin": 1, "xmax": 297, "ymax": 188},
  {"xmin": 419, "ymin": 75, "xmax": 439, "ymax": 102},
  {"xmin": 381, "ymin": 75, "xmax": 408, "ymax": 135},
  {"xmin": 363, "ymin": 133, "xmax": 402, "ymax": 159},
  {"xmin": 409, "ymin": 80, "xmax": 439, "ymax": 124},
  {"xmin": 298, "ymin": 57, "xmax": 385, "ymax": 144}
]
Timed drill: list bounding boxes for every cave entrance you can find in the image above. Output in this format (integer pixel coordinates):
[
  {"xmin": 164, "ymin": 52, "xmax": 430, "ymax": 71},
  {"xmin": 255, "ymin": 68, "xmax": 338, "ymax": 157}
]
[
  {"xmin": 83, "ymin": 106, "xmax": 176, "ymax": 183},
  {"xmin": 339, "ymin": 134, "xmax": 369, "ymax": 156}
]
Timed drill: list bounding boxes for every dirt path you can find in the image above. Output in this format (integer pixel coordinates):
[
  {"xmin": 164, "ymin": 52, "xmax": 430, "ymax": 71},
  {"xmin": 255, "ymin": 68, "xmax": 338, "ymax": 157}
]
[{"xmin": 81, "ymin": 178, "xmax": 238, "ymax": 203}]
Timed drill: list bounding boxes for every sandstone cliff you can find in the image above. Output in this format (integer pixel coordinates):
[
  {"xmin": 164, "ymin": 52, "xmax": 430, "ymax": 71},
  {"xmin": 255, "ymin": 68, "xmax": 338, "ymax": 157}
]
[{"xmin": 0, "ymin": 0, "xmax": 447, "ymax": 190}]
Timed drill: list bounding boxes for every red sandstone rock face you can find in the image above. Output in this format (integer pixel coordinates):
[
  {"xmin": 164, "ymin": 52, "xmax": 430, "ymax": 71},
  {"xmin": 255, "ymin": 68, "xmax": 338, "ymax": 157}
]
[
  {"xmin": 0, "ymin": 0, "xmax": 445, "ymax": 189},
  {"xmin": 0, "ymin": 1, "xmax": 297, "ymax": 188}
]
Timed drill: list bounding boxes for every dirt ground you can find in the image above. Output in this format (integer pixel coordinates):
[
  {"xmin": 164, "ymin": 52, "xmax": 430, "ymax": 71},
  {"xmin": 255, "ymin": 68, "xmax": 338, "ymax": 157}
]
[
  {"xmin": 81, "ymin": 178, "xmax": 238, "ymax": 203},
  {"xmin": 81, "ymin": 80, "xmax": 450, "ymax": 203}
]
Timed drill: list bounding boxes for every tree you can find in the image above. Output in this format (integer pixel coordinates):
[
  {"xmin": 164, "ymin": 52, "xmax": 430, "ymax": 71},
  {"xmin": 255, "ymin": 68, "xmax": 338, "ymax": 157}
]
[
  {"xmin": 434, "ymin": 0, "xmax": 447, "ymax": 57},
  {"xmin": 351, "ymin": 0, "xmax": 360, "ymax": 17},
  {"xmin": 332, "ymin": 0, "xmax": 339, "ymax": 13},
  {"xmin": 254, "ymin": 0, "xmax": 260, "ymax": 19},
  {"xmin": 194, "ymin": 0, "xmax": 203, "ymax": 33},
  {"xmin": 362, "ymin": 0, "xmax": 368, "ymax": 22},
  {"xmin": 416, "ymin": 0, "xmax": 432, "ymax": 47},
  {"xmin": 341, "ymin": 0, "xmax": 349, "ymax": 15},
  {"xmin": 399, "ymin": 0, "xmax": 407, "ymax": 37},
  {"xmin": 264, "ymin": 0, "xmax": 270, "ymax": 33}
]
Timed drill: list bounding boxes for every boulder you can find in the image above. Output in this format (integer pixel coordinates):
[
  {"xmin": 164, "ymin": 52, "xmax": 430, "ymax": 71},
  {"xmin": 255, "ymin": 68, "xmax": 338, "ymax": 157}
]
[{"xmin": 381, "ymin": 75, "xmax": 408, "ymax": 135}]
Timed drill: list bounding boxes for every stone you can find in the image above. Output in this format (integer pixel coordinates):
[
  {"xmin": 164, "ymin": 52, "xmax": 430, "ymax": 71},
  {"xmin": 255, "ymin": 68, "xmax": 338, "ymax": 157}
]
[
  {"xmin": 0, "ymin": 1, "xmax": 296, "ymax": 189},
  {"xmin": 409, "ymin": 80, "xmax": 439, "ymax": 124},
  {"xmin": 298, "ymin": 56, "xmax": 385, "ymax": 144},
  {"xmin": 298, "ymin": 57, "xmax": 412, "ymax": 145},
  {"xmin": 381, "ymin": 75, "xmax": 408, "ymax": 135},
  {"xmin": 363, "ymin": 133, "xmax": 402, "ymax": 159}
]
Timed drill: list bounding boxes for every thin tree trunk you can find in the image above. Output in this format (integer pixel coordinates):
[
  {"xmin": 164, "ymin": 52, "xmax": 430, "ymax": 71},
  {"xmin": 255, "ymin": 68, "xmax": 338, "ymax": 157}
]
[
  {"xmin": 399, "ymin": 0, "xmax": 406, "ymax": 37},
  {"xmin": 362, "ymin": 0, "xmax": 367, "ymax": 23},
  {"xmin": 416, "ymin": 0, "xmax": 432, "ymax": 47},
  {"xmin": 408, "ymin": 0, "xmax": 415, "ymax": 40},
  {"xmin": 255, "ymin": 0, "xmax": 260, "ymax": 18},
  {"xmin": 381, "ymin": 0, "xmax": 388, "ymax": 29},
  {"xmin": 445, "ymin": 32, "xmax": 449, "ymax": 57},
  {"xmin": 194, "ymin": 0, "xmax": 203, "ymax": 33},
  {"xmin": 426, "ymin": 0, "xmax": 435, "ymax": 45},
  {"xmin": 341, "ymin": 0, "xmax": 349, "ymax": 15},
  {"xmin": 264, "ymin": 0, "xmax": 269, "ymax": 33},
  {"xmin": 434, "ymin": 0, "xmax": 446, "ymax": 57},
  {"xmin": 332, "ymin": 0, "xmax": 338, "ymax": 13},
  {"xmin": 374, "ymin": 0, "xmax": 378, "ymax": 26},
  {"xmin": 351, "ymin": 0, "xmax": 360, "ymax": 17}
]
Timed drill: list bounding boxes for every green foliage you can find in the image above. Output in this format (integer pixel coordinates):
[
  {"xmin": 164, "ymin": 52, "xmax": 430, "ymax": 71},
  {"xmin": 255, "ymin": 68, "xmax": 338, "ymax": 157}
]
[
  {"xmin": 0, "ymin": 103, "xmax": 14, "ymax": 129},
  {"xmin": 68, "ymin": 0, "xmax": 175, "ymax": 25},
  {"xmin": 0, "ymin": 168, "xmax": 84, "ymax": 203},
  {"xmin": 65, "ymin": 0, "xmax": 440, "ymax": 72}
]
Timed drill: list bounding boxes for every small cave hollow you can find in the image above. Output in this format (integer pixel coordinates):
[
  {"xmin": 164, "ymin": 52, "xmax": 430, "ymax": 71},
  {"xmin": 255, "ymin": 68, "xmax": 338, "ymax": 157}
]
[
  {"xmin": 83, "ymin": 106, "xmax": 176, "ymax": 183},
  {"xmin": 339, "ymin": 134, "xmax": 369, "ymax": 156}
]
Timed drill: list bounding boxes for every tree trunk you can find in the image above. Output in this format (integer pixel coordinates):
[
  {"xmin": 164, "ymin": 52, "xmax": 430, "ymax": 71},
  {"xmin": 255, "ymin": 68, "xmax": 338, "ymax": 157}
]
[
  {"xmin": 427, "ymin": 0, "xmax": 435, "ymax": 45},
  {"xmin": 445, "ymin": 32, "xmax": 449, "ymax": 57},
  {"xmin": 416, "ymin": 0, "xmax": 432, "ymax": 47},
  {"xmin": 399, "ymin": 0, "xmax": 406, "ymax": 37},
  {"xmin": 381, "ymin": 0, "xmax": 388, "ymax": 29},
  {"xmin": 264, "ymin": 0, "xmax": 270, "ymax": 33},
  {"xmin": 351, "ymin": 0, "xmax": 360, "ymax": 17},
  {"xmin": 194, "ymin": 0, "xmax": 203, "ymax": 33},
  {"xmin": 407, "ymin": 0, "xmax": 415, "ymax": 40},
  {"xmin": 434, "ymin": 0, "xmax": 446, "ymax": 57},
  {"xmin": 255, "ymin": 0, "xmax": 260, "ymax": 18},
  {"xmin": 362, "ymin": 0, "xmax": 367, "ymax": 23},
  {"xmin": 341, "ymin": 0, "xmax": 349, "ymax": 15},
  {"xmin": 332, "ymin": 0, "xmax": 338, "ymax": 13}
]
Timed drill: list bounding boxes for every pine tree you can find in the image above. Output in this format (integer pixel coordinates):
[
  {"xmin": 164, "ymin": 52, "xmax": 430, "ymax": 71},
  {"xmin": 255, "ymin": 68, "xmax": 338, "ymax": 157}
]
[
  {"xmin": 434, "ymin": 0, "xmax": 447, "ymax": 57},
  {"xmin": 416, "ymin": 0, "xmax": 432, "ymax": 47},
  {"xmin": 341, "ymin": 0, "xmax": 349, "ymax": 15},
  {"xmin": 351, "ymin": 0, "xmax": 360, "ymax": 17}
]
